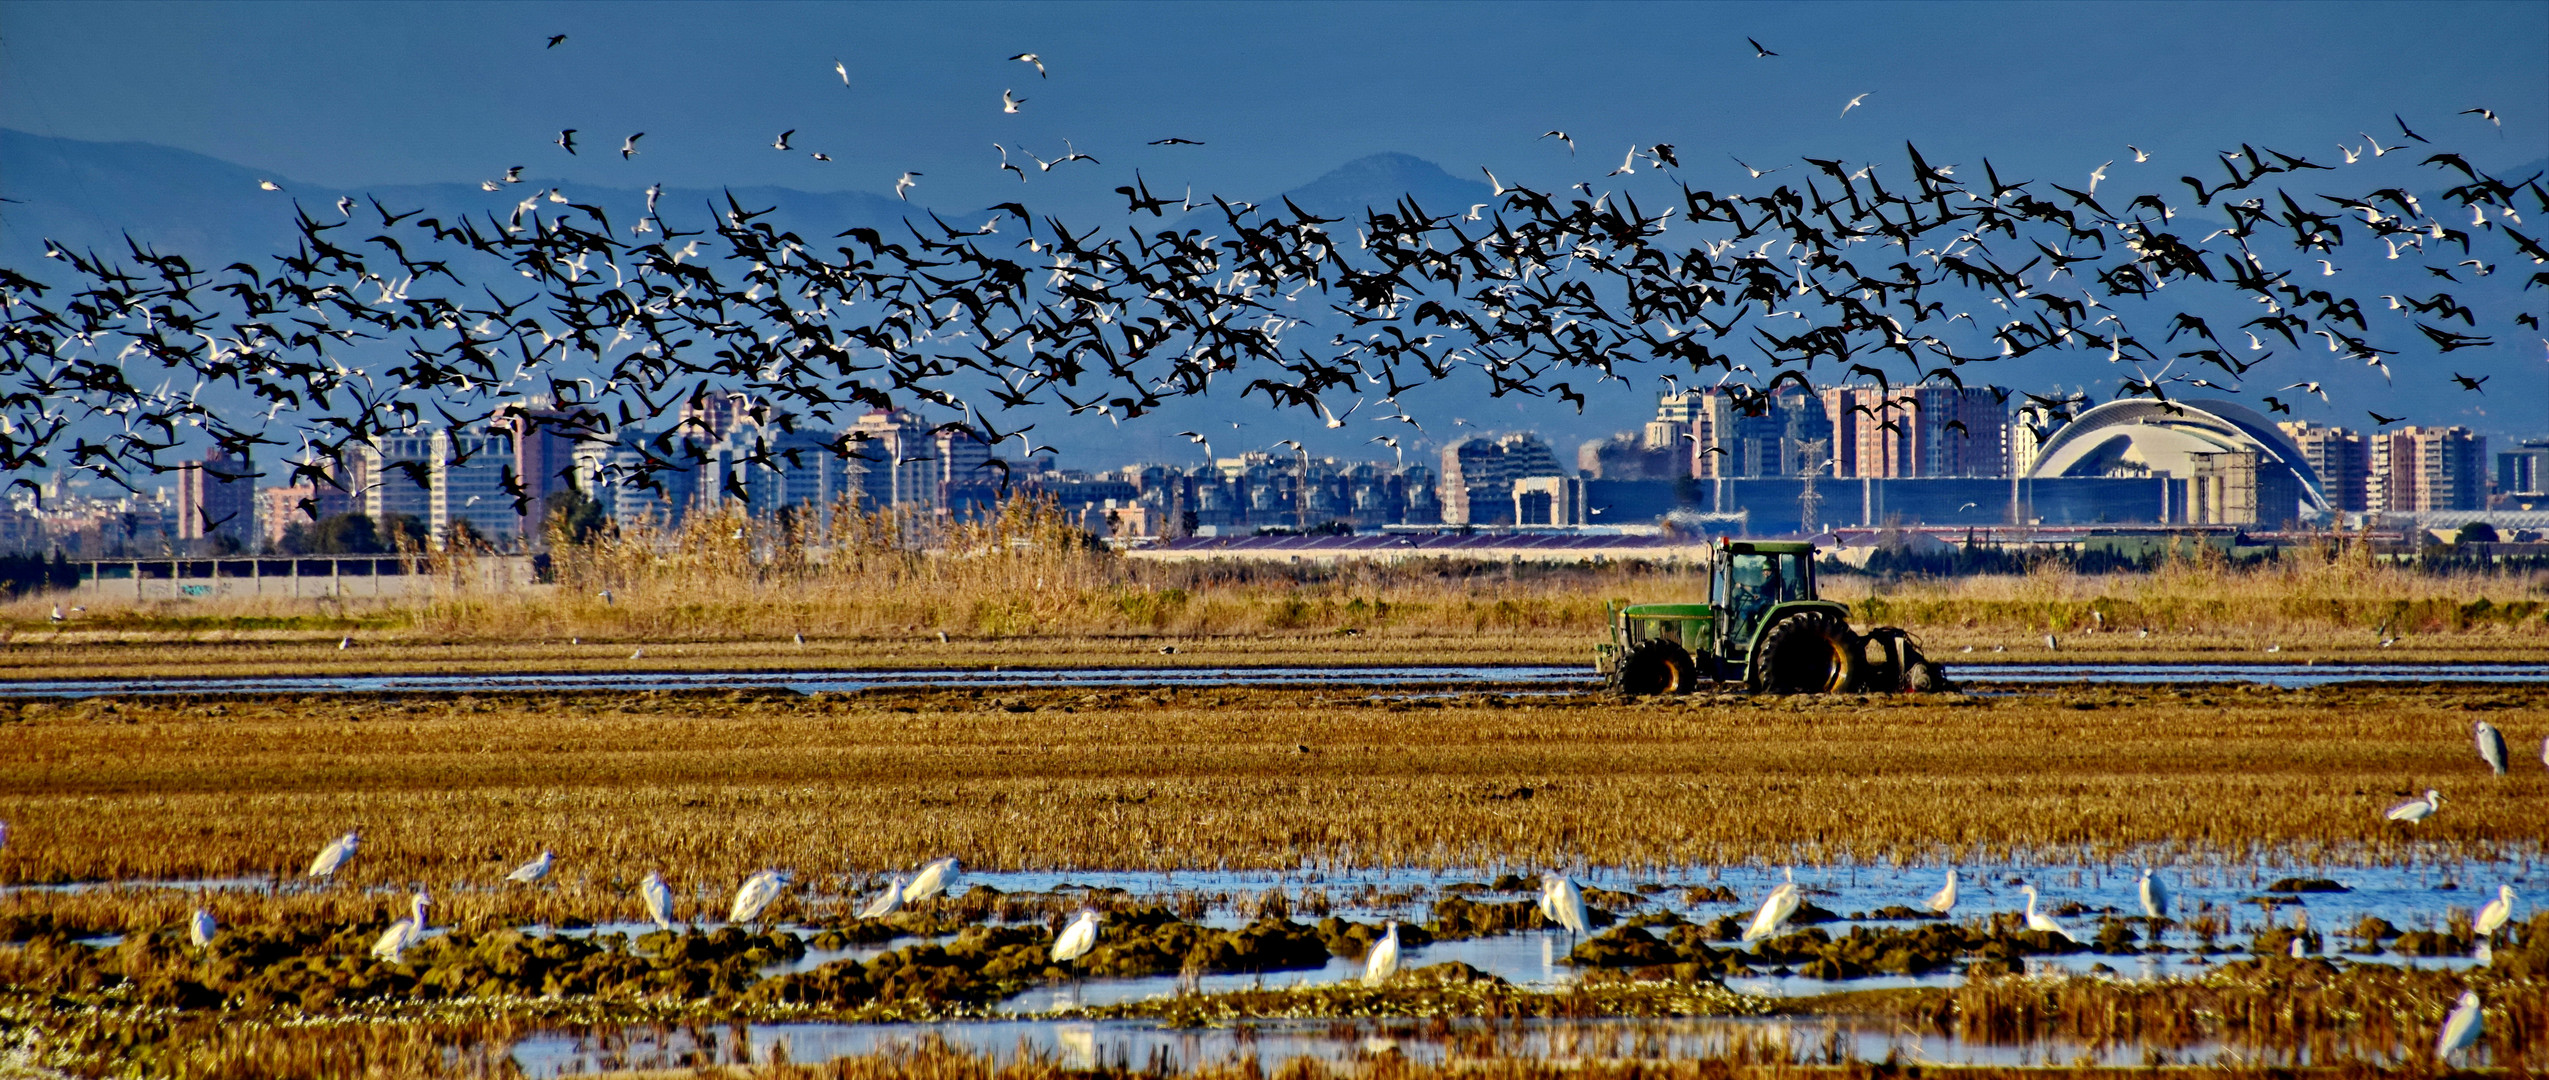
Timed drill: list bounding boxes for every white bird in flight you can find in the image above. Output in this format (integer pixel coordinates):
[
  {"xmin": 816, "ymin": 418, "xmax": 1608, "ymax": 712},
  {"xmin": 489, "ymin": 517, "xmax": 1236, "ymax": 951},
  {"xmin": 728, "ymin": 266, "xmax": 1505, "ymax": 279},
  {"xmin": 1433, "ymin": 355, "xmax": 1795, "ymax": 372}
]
[
  {"xmin": 1051, "ymin": 908, "xmax": 1101, "ymax": 963},
  {"xmin": 1009, "ymin": 52, "xmax": 1046, "ymax": 77},
  {"xmin": 902, "ymin": 857, "xmax": 961, "ymax": 903},
  {"xmin": 834, "ymin": 58, "xmax": 849, "ymax": 88},
  {"xmin": 370, "ymin": 890, "xmax": 432, "ymax": 961},
  {"xmin": 1742, "ymin": 869, "xmax": 1801, "ymax": 942},
  {"xmin": 730, "ymin": 869, "xmax": 790, "ymax": 924},
  {"xmin": 639, "ymin": 871, "xmax": 676, "ymax": 930},
  {"xmin": 2021, "ymin": 884, "xmax": 2078, "ymax": 942},
  {"xmin": 2386, "ymin": 789, "xmax": 2442, "ymax": 823},
  {"xmin": 857, "ymin": 875, "xmax": 906, "ymax": 920},
  {"xmin": 1002, "ymin": 88, "xmax": 1027, "ymax": 114},
  {"xmin": 895, "ymin": 172, "xmax": 922, "ymax": 201},
  {"xmin": 1362, "ymin": 920, "xmax": 1401, "ymax": 986},
  {"xmin": 1921, "ymin": 868, "xmax": 1958, "ymax": 915},
  {"xmin": 1839, "ymin": 92, "xmax": 1871, "ymax": 118},
  {"xmin": 307, "ymin": 831, "xmax": 360, "ymax": 878},
  {"xmin": 257, "ymin": 179, "xmax": 284, "ymax": 192},
  {"xmin": 506, "ymin": 850, "xmax": 554, "ymax": 884}
]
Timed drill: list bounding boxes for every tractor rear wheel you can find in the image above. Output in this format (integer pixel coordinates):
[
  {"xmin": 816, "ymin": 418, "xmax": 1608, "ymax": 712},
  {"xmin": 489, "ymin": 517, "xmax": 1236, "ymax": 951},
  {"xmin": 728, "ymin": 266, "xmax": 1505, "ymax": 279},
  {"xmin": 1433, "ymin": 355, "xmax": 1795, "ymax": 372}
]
[
  {"xmin": 1614, "ymin": 639, "xmax": 1699, "ymax": 696},
  {"xmin": 1751, "ymin": 611, "xmax": 1864, "ymax": 694}
]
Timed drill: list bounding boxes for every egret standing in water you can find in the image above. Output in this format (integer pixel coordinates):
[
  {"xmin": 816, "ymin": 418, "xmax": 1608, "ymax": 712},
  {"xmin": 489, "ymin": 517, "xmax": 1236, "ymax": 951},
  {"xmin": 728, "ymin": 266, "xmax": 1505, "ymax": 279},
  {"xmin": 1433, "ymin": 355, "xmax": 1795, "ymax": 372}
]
[
  {"xmin": 857, "ymin": 875, "xmax": 906, "ymax": 920},
  {"xmin": 307, "ymin": 831, "xmax": 360, "ymax": 878},
  {"xmin": 1540, "ymin": 872, "xmax": 1590, "ymax": 941},
  {"xmin": 2021, "ymin": 885, "xmax": 2079, "ymax": 943},
  {"xmin": 188, "ymin": 909, "xmax": 217, "ymax": 948},
  {"xmin": 2139, "ymin": 869, "xmax": 2171, "ymax": 921},
  {"xmin": 2475, "ymin": 885, "xmax": 2518, "ymax": 938},
  {"xmin": 2474, "ymin": 721, "xmax": 2507, "ymax": 775},
  {"xmin": 1742, "ymin": 869, "xmax": 1801, "ymax": 943},
  {"xmin": 1363, "ymin": 921, "xmax": 1401, "ymax": 986},
  {"xmin": 1921, "ymin": 869, "xmax": 1958, "ymax": 915},
  {"xmin": 730, "ymin": 870, "xmax": 791, "ymax": 925},
  {"xmin": 2386, "ymin": 789, "xmax": 2442, "ymax": 823},
  {"xmin": 639, "ymin": 872, "xmax": 676, "ymax": 931},
  {"xmin": 505, "ymin": 850, "xmax": 553, "ymax": 885},
  {"xmin": 1051, "ymin": 908, "xmax": 1101, "ymax": 964},
  {"xmin": 902, "ymin": 857, "xmax": 961, "ymax": 903},
  {"xmin": 2435, "ymin": 989, "xmax": 2483, "ymax": 1062},
  {"xmin": 370, "ymin": 890, "xmax": 432, "ymax": 961}
]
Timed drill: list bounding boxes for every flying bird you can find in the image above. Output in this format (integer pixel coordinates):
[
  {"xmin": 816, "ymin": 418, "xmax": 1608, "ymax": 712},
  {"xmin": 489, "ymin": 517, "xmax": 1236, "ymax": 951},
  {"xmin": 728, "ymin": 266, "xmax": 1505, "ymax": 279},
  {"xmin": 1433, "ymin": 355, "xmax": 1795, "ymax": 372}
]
[
  {"xmin": 773, "ymin": 129, "xmax": 794, "ymax": 151},
  {"xmin": 2128, "ymin": 145, "xmax": 2150, "ymax": 163},
  {"xmin": 1149, "ymin": 137, "xmax": 1204, "ymax": 146},
  {"xmin": 835, "ymin": 59, "xmax": 850, "ymax": 88},
  {"xmin": 2460, "ymin": 106, "xmax": 2500, "ymax": 126},
  {"xmin": 1009, "ymin": 52, "xmax": 1045, "ymax": 77},
  {"xmin": 555, "ymin": 129, "xmax": 578, "ymax": 155},
  {"xmin": 1540, "ymin": 130, "xmax": 1575, "ymax": 154},
  {"xmin": 1002, "ymin": 88, "xmax": 1027, "ymax": 114},
  {"xmin": 2452, "ymin": 373, "xmax": 2488, "ymax": 393},
  {"xmin": 1747, "ymin": 37, "xmax": 1778, "ymax": 57},
  {"xmin": 2368, "ymin": 410, "xmax": 2404, "ymax": 426},
  {"xmin": 895, "ymin": 172, "xmax": 922, "ymax": 200},
  {"xmin": 545, "ymin": 34, "xmax": 566, "ymax": 48},
  {"xmin": 1840, "ymin": 92, "xmax": 1871, "ymax": 118},
  {"xmin": 257, "ymin": 179, "xmax": 284, "ymax": 192},
  {"xmin": 620, "ymin": 133, "xmax": 644, "ymax": 160}
]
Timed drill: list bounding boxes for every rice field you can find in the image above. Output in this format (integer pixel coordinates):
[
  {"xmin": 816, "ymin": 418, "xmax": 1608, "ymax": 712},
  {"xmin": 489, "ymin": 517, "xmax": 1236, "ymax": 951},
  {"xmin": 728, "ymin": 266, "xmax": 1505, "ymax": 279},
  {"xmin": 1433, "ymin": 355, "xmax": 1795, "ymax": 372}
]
[{"xmin": 0, "ymin": 680, "xmax": 2541, "ymax": 1075}]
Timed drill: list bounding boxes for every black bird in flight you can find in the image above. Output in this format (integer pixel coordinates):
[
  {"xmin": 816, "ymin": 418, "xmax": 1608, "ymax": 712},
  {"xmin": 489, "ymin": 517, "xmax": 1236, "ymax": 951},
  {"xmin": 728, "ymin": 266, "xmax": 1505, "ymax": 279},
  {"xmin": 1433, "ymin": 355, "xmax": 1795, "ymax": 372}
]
[
  {"xmin": 546, "ymin": 34, "xmax": 566, "ymax": 48},
  {"xmin": 2368, "ymin": 410, "xmax": 2404, "ymax": 426},
  {"xmin": 556, "ymin": 129, "xmax": 578, "ymax": 155},
  {"xmin": 2451, "ymin": 372, "xmax": 2488, "ymax": 392},
  {"xmin": 1149, "ymin": 138, "xmax": 1204, "ymax": 146},
  {"xmin": 1748, "ymin": 37, "xmax": 1778, "ymax": 57}
]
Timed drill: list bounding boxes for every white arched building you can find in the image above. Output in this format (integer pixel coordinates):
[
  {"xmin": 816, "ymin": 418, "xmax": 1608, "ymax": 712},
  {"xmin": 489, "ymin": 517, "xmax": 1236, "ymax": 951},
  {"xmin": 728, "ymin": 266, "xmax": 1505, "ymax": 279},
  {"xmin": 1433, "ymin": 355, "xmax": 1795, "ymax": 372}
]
[{"xmin": 2025, "ymin": 399, "xmax": 2329, "ymax": 525}]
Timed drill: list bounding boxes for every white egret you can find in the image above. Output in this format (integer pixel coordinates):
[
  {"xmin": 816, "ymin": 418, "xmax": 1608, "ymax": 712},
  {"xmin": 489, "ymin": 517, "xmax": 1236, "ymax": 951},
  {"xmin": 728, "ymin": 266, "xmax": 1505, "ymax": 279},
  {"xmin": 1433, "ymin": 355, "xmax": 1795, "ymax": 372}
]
[
  {"xmin": 2474, "ymin": 884, "xmax": 2518, "ymax": 937},
  {"xmin": 2138, "ymin": 869, "xmax": 2170, "ymax": 921},
  {"xmin": 1363, "ymin": 920, "xmax": 1401, "ymax": 986},
  {"xmin": 2021, "ymin": 885, "xmax": 2078, "ymax": 942},
  {"xmin": 2474, "ymin": 721, "xmax": 2507, "ymax": 775},
  {"xmin": 902, "ymin": 857, "xmax": 961, "ymax": 904},
  {"xmin": 307, "ymin": 831, "xmax": 360, "ymax": 878},
  {"xmin": 370, "ymin": 890, "xmax": 432, "ymax": 961},
  {"xmin": 1051, "ymin": 908, "xmax": 1101, "ymax": 963},
  {"xmin": 2435, "ymin": 989, "xmax": 2482, "ymax": 1061},
  {"xmin": 2386, "ymin": 789, "xmax": 2443, "ymax": 823},
  {"xmin": 857, "ymin": 875, "xmax": 906, "ymax": 920},
  {"xmin": 505, "ymin": 850, "xmax": 553, "ymax": 884},
  {"xmin": 730, "ymin": 869, "xmax": 791, "ymax": 924},
  {"xmin": 639, "ymin": 872, "xmax": 676, "ymax": 930},
  {"xmin": 188, "ymin": 909, "xmax": 217, "ymax": 948},
  {"xmin": 1921, "ymin": 869, "xmax": 1958, "ymax": 915},
  {"xmin": 1742, "ymin": 869, "xmax": 1801, "ymax": 943},
  {"xmin": 1540, "ymin": 872, "xmax": 1590, "ymax": 940}
]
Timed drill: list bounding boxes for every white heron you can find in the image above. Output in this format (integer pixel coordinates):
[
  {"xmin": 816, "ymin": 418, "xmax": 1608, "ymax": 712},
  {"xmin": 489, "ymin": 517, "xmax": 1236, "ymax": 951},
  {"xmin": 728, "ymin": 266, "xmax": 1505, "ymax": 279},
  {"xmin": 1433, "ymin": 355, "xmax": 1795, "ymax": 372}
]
[
  {"xmin": 2386, "ymin": 789, "xmax": 2443, "ymax": 823},
  {"xmin": 2474, "ymin": 721, "xmax": 2507, "ymax": 775},
  {"xmin": 188, "ymin": 909, "xmax": 217, "ymax": 948},
  {"xmin": 1742, "ymin": 869, "xmax": 1801, "ymax": 943},
  {"xmin": 640, "ymin": 872, "xmax": 676, "ymax": 930},
  {"xmin": 2138, "ymin": 869, "xmax": 2170, "ymax": 921},
  {"xmin": 307, "ymin": 831, "xmax": 361, "ymax": 878},
  {"xmin": 1539, "ymin": 873, "xmax": 1590, "ymax": 940},
  {"xmin": 2021, "ymin": 885, "xmax": 2078, "ymax": 942},
  {"xmin": 1362, "ymin": 920, "xmax": 1401, "ymax": 986},
  {"xmin": 730, "ymin": 869, "xmax": 791, "ymax": 924},
  {"xmin": 857, "ymin": 875, "xmax": 906, "ymax": 920},
  {"xmin": 1921, "ymin": 869, "xmax": 1958, "ymax": 915},
  {"xmin": 2435, "ymin": 989, "xmax": 2483, "ymax": 1062},
  {"xmin": 1051, "ymin": 908, "xmax": 1101, "ymax": 964},
  {"xmin": 370, "ymin": 890, "xmax": 432, "ymax": 961},
  {"xmin": 2474, "ymin": 884, "xmax": 2518, "ymax": 937},
  {"xmin": 902, "ymin": 857, "xmax": 961, "ymax": 904},
  {"xmin": 505, "ymin": 850, "xmax": 554, "ymax": 884}
]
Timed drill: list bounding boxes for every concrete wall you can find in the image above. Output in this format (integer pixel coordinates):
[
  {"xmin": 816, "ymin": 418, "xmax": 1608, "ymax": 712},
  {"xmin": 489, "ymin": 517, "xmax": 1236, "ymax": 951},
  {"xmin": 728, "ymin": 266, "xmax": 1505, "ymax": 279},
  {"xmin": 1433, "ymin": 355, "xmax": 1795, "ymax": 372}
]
[{"xmin": 74, "ymin": 556, "xmax": 539, "ymax": 601}]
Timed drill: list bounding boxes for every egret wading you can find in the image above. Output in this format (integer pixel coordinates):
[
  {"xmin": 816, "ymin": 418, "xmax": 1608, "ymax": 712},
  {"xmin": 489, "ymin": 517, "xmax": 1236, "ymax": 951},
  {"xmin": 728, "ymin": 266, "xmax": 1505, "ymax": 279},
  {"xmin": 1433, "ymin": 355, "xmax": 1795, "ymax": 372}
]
[
  {"xmin": 1742, "ymin": 869, "xmax": 1802, "ymax": 943},
  {"xmin": 2435, "ymin": 990, "xmax": 2483, "ymax": 1062},
  {"xmin": 730, "ymin": 870, "xmax": 790, "ymax": 925},
  {"xmin": 2139, "ymin": 869, "xmax": 2171, "ymax": 922},
  {"xmin": 1921, "ymin": 869, "xmax": 1958, "ymax": 915},
  {"xmin": 640, "ymin": 872, "xmax": 676, "ymax": 931},
  {"xmin": 506, "ymin": 850, "xmax": 554, "ymax": 885},
  {"xmin": 307, "ymin": 831, "xmax": 360, "ymax": 879},
  {"xmin": 1540, "ymin": 872, "xmax": 1590, "ymax": 942},
  {"xmin": 2475, "ymin": 885, "xmax": 2518, "ymax": 938},
  {"xmin": 1051, "ymin": 908, "xmax": 1101, "ymax": 964},
  {"xmin": 370, "ymin": 890, "xmax": 432, "ymax": 961},
  {"xmin": 2475, "ymin": 720, "xmax": 2507, "ymax": 775},
  {"xmin": 1363, "ymin": 921, "xmax": 1401, "ymax": 986},
  {"xmin": 858, "ymin": 875, "xmax": 906, "ymax": 920},
  {"xmin": 903, "ymin": 857, "xmax": 961, "ymax": 904},
  {"xmin": 2021, "ymin": 885, "xmax": 2078, "ymax": 943}
]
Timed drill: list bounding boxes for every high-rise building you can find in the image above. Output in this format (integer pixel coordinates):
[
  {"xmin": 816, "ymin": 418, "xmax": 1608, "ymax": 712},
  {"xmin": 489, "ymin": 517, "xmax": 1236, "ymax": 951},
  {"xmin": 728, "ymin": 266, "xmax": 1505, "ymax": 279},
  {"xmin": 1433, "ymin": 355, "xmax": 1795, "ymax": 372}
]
[
  {"xmin": 849, "ymin": 409, "xmax": 941, "ymax": 510},
  {"xmin": 2371, "ymin": 425, "xmax": 2487, "ymax": 512},
  {"xmin": 2496, "ymin": 438, "xmax": 2547, "ymax": 504},
  {"xmin": 360, "ymin": 435, "xmax": 436, "ymax": 529},
  {"xmin": 2187, "ymin": 449, "xmax": 2301, "ymax": 525},
  {"xmin": 705, "ymin": 422, "xmax": 854, "ymax": 527},
  {"xmin": 174, "ymin": 448, "xmax": 255, "ymax": 549},
  {"xmin": 2278, "ymin": 421, "xmax": 2369, "ymax": 513},
  {"xmin": 431, "ymin": 426, "xmax": 524, "ymax": 547},
  {"xmin": 1439, "ymin": 433, "xmax": 1562, "ymax": 525},
  {"xmin": 1820, "ymin": 384, "xmax": 2007, "ymax": 478},
  {"xmin": 490, "ymin": 403, "xmax": 610, "ymax": 522}
]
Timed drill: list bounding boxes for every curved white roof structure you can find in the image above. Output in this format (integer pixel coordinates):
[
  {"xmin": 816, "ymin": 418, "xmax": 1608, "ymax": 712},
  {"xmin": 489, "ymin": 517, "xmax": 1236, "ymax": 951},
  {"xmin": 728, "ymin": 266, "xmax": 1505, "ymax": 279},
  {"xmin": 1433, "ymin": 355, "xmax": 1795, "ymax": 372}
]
[{"xmin": 2026, "ymin": 398, "xmax": 2328, "ymax": 512}]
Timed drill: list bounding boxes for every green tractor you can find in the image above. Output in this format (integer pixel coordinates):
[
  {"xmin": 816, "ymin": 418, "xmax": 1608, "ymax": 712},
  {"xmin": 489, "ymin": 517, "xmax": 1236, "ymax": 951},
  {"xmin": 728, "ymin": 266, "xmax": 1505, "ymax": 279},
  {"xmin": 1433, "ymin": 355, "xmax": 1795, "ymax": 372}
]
[{"xmin": 1593, "ymin": 539, "xmax": 1947, "ymax": 696}]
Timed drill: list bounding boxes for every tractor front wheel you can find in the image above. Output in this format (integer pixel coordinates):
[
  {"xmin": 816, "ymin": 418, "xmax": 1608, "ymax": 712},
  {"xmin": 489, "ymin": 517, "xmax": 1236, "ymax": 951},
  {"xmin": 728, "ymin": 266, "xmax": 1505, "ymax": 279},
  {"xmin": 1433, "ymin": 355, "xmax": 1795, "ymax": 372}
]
[
  {"xmin": 1614, "ymin": 639, "xmax": 1699, "ymax": 696},
  {"xmin": 1751, "ymin": 611, "xmax": 1864, "ymax": 694}
]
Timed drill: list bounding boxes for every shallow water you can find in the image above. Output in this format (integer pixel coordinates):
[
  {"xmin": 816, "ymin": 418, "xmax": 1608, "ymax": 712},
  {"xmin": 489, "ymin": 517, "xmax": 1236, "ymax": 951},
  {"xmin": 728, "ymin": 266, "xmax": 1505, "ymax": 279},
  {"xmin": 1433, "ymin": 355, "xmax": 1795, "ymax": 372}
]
[{"xmin": 2, "ymin": 661, "xmax": 2540, "ymax": 698}]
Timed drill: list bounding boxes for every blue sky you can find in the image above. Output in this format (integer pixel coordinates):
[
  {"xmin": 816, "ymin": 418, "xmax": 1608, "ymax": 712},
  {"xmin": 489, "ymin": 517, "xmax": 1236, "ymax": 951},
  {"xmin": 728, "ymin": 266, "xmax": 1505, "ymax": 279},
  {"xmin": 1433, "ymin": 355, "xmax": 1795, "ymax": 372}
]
[
  {"xmin": 7, "ymin": 0, "xmax": 2541, "ymax": 219},
  {"xmin": 1, "ymin": 1, "xmax": 2544, "ymax": 466}
]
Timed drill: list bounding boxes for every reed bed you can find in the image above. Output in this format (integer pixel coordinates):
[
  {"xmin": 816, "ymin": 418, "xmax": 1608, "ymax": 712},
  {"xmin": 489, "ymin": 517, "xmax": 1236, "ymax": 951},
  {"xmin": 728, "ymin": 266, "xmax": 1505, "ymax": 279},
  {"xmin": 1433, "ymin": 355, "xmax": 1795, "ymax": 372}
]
[
  {"xmin": 3, "ymin": 503, "xmax": 2539, "ymax": 665},
  {"xmin": 0, "ymin": 683, "xmax": 2539, "ymax": 895}
]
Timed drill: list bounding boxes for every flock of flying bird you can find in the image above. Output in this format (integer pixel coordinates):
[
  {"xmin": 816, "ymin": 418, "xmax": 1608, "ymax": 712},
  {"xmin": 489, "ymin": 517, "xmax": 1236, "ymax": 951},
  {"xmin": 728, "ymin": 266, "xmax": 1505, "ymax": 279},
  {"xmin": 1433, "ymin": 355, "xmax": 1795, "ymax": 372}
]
[{"xmin": 1, "ymin": 34, "xmax": 2542, "ymax": 512}]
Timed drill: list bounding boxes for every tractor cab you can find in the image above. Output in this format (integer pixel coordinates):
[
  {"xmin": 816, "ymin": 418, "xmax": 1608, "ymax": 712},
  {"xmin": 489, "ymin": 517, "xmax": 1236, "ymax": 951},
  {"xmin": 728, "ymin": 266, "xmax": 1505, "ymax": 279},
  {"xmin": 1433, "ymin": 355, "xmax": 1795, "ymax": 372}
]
[{"xmin": 1713, "ymin": 545, "xmax": 1813, "ymax": 656}]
